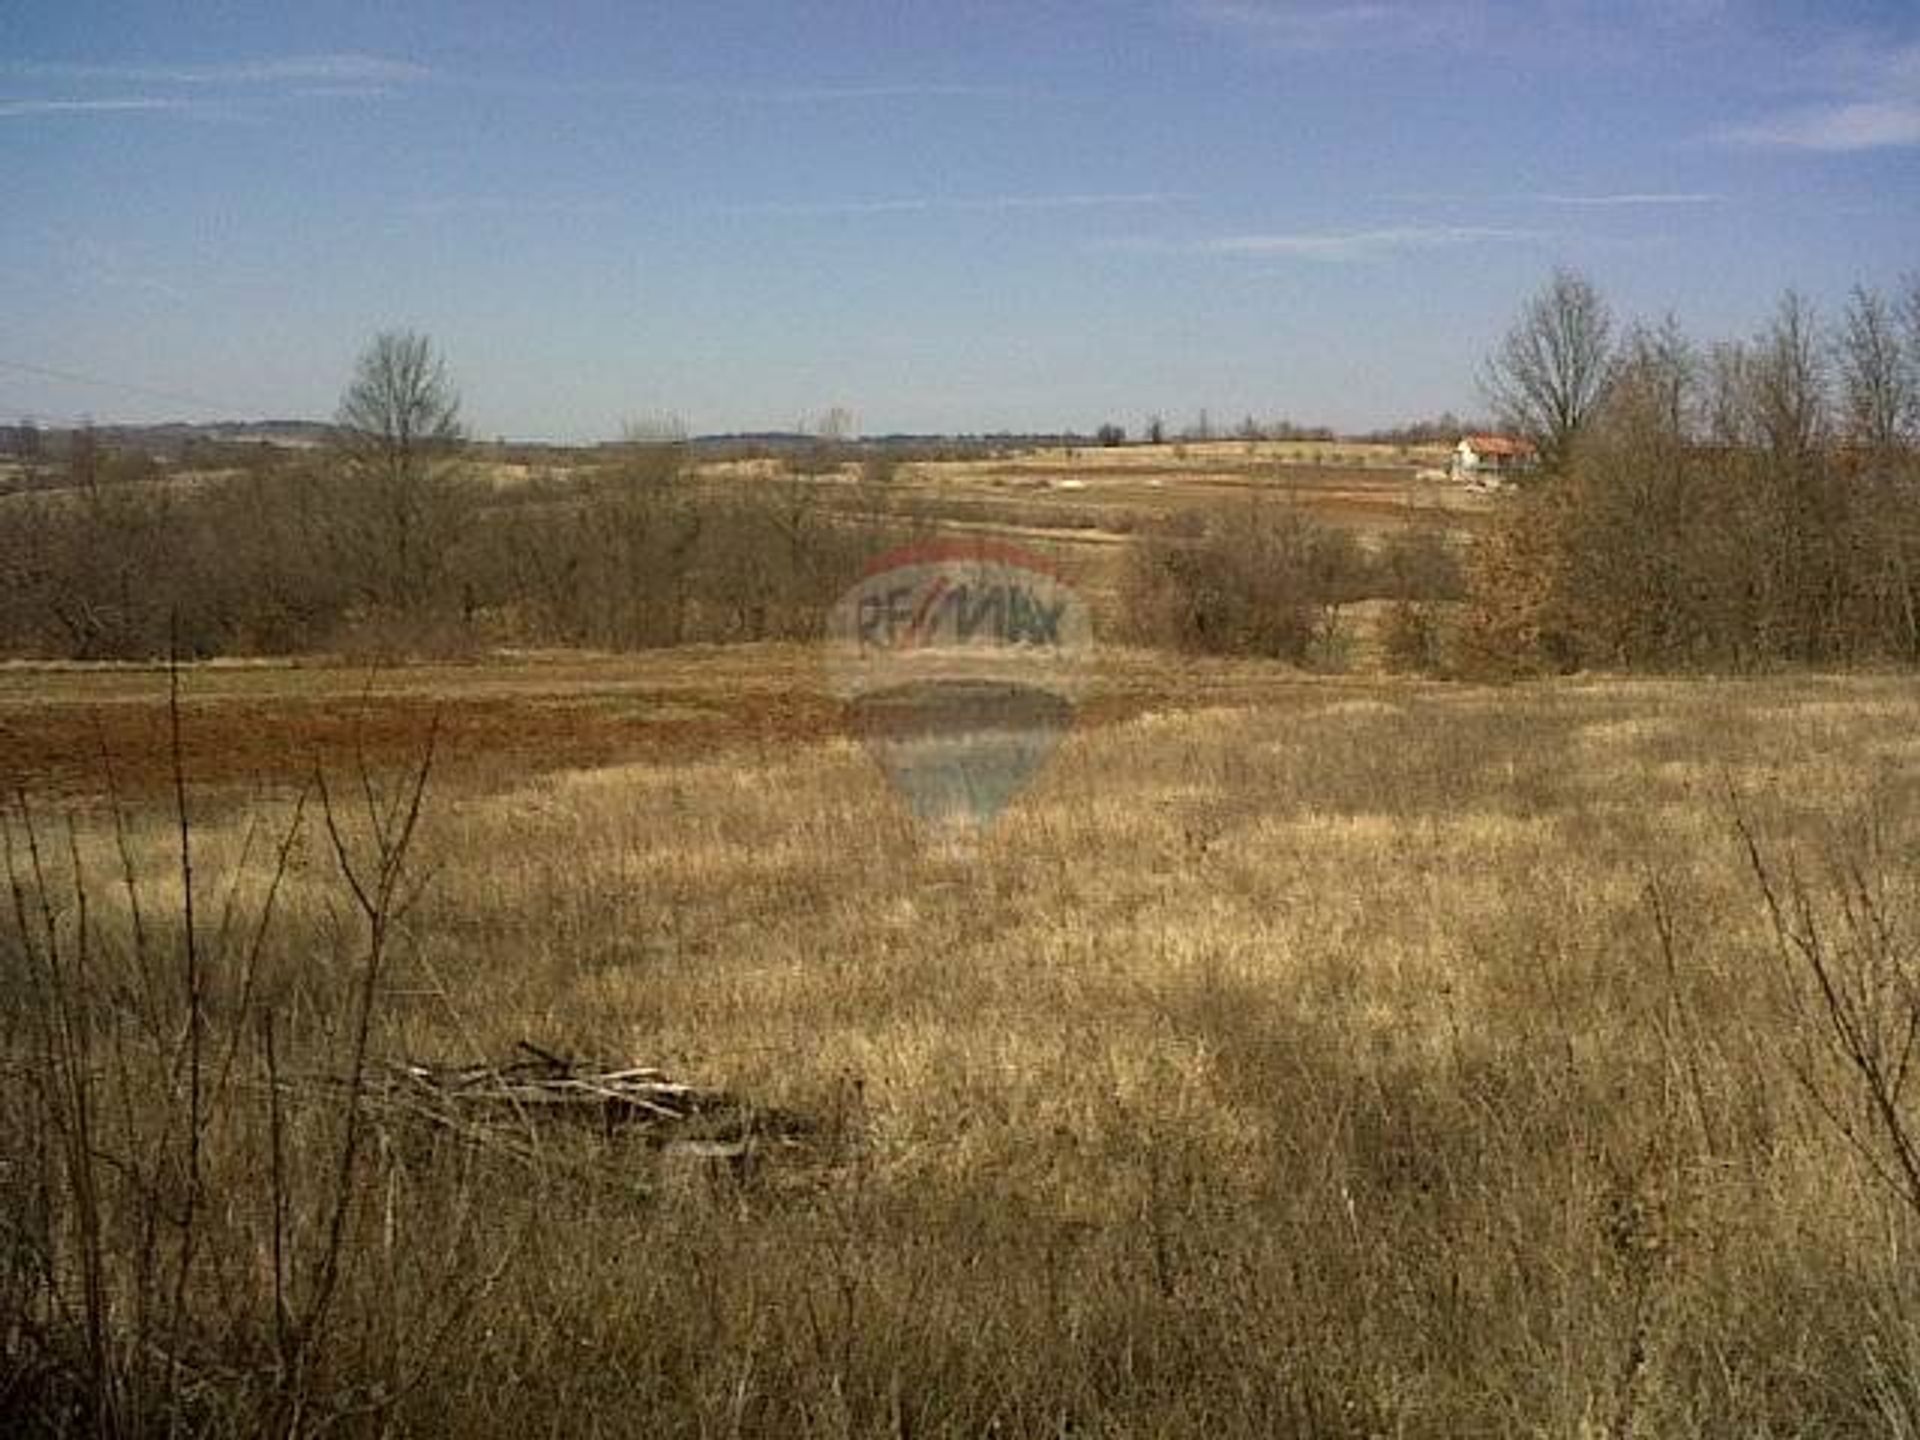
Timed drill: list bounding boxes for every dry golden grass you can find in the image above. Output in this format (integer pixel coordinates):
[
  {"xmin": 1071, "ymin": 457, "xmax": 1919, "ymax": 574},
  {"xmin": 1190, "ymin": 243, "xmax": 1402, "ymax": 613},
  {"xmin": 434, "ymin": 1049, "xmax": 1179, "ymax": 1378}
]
[
  {"xmin": 7, "ymin": 657, "xmax": 1920, "ymax": 1435},
  {"xmin": 683, "ymin": 440, "xmax": 1484, "ymax": 564},
  {"xmin": 855, "ymin": 441, "xmax": 1482, "ymax": 540}
]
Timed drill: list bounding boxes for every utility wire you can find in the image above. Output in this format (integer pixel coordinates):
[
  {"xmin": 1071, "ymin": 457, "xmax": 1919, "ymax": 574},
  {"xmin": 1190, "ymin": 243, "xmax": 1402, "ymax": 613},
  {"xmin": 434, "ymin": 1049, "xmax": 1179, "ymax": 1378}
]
[{"xmin": 0, "ymin": 357, "xmax": 275, "ymax": 416}]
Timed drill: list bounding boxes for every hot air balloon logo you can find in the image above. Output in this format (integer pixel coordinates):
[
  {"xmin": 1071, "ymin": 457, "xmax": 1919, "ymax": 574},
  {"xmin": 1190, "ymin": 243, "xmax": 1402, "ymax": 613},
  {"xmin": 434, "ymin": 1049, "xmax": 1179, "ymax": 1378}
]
[{"xmin": 826, "ymin": 540, "xmax": 1093, "ymax": 834}]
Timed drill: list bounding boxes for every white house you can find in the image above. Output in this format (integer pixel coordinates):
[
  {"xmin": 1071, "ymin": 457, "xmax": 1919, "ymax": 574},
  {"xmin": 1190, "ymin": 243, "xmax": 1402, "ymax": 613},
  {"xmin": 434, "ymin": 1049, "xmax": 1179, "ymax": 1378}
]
[{"xmin": 1450, "ymin": 434, "xmax": 1538, "ymax": 487}]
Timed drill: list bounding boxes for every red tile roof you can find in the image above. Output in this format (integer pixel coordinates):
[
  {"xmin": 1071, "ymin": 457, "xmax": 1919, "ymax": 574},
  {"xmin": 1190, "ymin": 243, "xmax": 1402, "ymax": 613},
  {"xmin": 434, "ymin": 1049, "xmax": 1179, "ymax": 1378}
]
[{"xmin": 1461, "ymin": 434, "xmax": 1536, "ymax": 458}]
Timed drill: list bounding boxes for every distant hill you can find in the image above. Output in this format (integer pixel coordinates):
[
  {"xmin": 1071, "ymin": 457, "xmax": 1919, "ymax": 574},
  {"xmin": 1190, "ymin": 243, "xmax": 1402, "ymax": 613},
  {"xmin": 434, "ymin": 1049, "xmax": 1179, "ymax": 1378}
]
[
  {"xmin": 100, "ymin": 420, "xmax": 339, "ymax": 454},
  {"xmin": 0, "ymin": 420, "xmax": 339, "ymax": 461},
  {"xmin": 5, "ymin": 420, "xmax": 1382, "ymax": 464},
  {"xmin": 3, "ymin": 421, "xmax": 1094, "ymax": 463}
]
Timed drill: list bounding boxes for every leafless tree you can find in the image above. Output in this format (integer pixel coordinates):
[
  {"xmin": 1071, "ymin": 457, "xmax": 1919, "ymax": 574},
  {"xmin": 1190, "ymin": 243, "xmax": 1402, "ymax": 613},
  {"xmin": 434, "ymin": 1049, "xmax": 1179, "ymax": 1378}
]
[
  {"xmin": 1905, "ymin": 273, "xmax": 1920, "ymax": 399},
  {"xmin": 1615, "ymin": 315, "xmax": 1697, "ymax": 440},
  {"xmin": 1750, "ymin": 291, "xmax": 1828, "ymax": 459},
  {"xmin": 786, "ymin": 406, "xmax": 857, "ymax": 477},
  {"xmin": 69, "ymin": 421, "xmax": 99, "ymax": 494},
  {"xmin": 1552, "ymin": 319, "xmax": 1708, "ymax": 665},
  {"xmin": 1702, "ymin": 341, "xmax": 1756, "ymax": 446},
  {"xmin": 614, "ymin": 413, "xmax": 691, "ymax": 490},
  {"xmin": 817, "ymin": 406, "xmax": 857, "ymax": 443},
  {"xmin": 1482, "ymin": 267, "xmax": 1616, "ymax": 470},
  {"xmin": 12, "ymin": 417, "xmax": 41, "ymax": 487},
  {"xmin": 1122, "ymin": 497, "xmax": 1362, "ymax": 662},
  {"xmin": 620, "ymin": 412, "xmax": 688, "ymax": 446},
  {"xmin": 332, "ymin": 331, "xmax": 470, "ymax": 615},
  {"xmin": 338, "ymin": 331, "xmax": 463, "ymax": 467},
  {"xmin": 1836, "ymin": 285, "xmax": 1912, "ymax": 452}
]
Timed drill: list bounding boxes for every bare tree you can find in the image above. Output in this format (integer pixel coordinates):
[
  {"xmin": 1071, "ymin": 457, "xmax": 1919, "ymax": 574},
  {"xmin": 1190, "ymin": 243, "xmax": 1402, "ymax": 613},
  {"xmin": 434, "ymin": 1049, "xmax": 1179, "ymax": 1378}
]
[
  {"xmin": 337, "ymin": 330, "xmax": 464, "ymax": 475},
  {"xmin": 1836, "ymin": 285, "xmax": 1912, "ymax": 452},
  {"xmin": 818, "ymin": 406, "xmax": 857, "ymax": 443},
  {"xmin": 1615, "ymin": 315, "xmax": 1697, "ymax": 440},
  {"xmin": 1482, "ymin": 267, "xmax": 1616, "ymax": 471},
  {"xmin": 615, "ymin": 413, "xmax": 691, "ymax": 488},
  {"xmin": 1746, "ymin": 293, "xmax": 1846, "ymax": 660},
  {"xmin": 1703, "ymin": 341, "xmax": 1756, "ymax": 446},
  {"xmin": 333, "ymin": 331, "xmax": 469, "ymax": 615},
  {"xmin": 13, "ymin": 418, "xmax": 41, "ymax": 488},
  {"xmin": 785, "ymin": 406, "xmax": 858, "ymax": 477},
  {"xmin": 1560, "ymin": 318, "xmax": 1706, "ymax": 665},
  {"xmin": 1906, "ymin": 273, "xmax": 1920, "ymax": 400},
  {"xmin": 70, "ymin": 421, "xmax": 99, "ymax": 494},
  {"xmin": 1750, "ymin": 291, "xmax": 1828, "ymax": 459}
]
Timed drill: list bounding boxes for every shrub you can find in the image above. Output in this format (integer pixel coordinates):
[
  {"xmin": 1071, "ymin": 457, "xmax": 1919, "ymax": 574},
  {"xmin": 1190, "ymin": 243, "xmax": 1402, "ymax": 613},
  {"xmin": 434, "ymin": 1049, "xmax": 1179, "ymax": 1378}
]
[
  {"xmin": 0, "ymin": 455, "xmax": 924, "ymax": 660},
  {"xmin": 859, "ymin": 448, "xmax": 902, "ymax": 487},
  {"xmin": 1121, "ymin": 500, "xmax": 1363, "ymax": 664},
  {"xmin": 1380, "ymin": 599, "xmax": 1446, "ymax": 673}
]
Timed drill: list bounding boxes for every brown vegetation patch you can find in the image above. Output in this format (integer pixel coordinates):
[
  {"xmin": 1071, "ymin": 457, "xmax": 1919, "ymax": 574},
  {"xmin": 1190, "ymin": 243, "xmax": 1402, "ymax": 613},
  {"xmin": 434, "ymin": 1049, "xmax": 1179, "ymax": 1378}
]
[
  {"xmin": 0, "ymin": 686, "xmax": 839, "ymax": 803},
  {"xmin": 0, "ymin": 651, "xmax": 1344, "ymax": 804}
]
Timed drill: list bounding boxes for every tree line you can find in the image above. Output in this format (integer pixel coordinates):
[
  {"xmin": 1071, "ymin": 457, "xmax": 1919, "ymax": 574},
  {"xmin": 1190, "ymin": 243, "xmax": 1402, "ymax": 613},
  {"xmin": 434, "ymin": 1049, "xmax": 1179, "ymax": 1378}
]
[
  {"xmin": 0, "ymin": 332, "xmax": 927, "ymax": 659},
  {"xmin": 1462, "ymin": 270, "xmax": 1920, "ymax": 673},
  {"xmin": 5, "ymin": 280, "xmax": 1918, "ymax": 675},
  {"xmin": 1127, "ymin": 269, "xmax": 1920, "ymax": 676}
]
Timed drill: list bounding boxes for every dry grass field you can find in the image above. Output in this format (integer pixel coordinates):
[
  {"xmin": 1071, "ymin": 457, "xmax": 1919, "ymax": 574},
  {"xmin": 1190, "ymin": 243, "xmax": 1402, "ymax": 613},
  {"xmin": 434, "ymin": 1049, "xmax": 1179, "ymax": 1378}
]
[
  {"xmin": 896, "ymin": 439, "xmax": 1470, "ymax": 536},
  {"xmin": 6, "ymin": 652, "xmax": 1920, "ymax": 1435},
  {"xmin": 697, "ymin": 440, "xmax": 1480, "ymax": 644},
  {"xmin": 702, "ymin": 439, "xmax": 1484, "ymax": 554}
]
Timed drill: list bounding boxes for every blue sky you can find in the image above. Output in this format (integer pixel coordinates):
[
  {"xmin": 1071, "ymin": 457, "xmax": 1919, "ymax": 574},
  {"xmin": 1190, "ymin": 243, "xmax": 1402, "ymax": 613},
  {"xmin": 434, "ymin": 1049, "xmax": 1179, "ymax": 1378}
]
[{"xmin": 4, "ymin": 1, "xmax": 1917, "ymax": 439}]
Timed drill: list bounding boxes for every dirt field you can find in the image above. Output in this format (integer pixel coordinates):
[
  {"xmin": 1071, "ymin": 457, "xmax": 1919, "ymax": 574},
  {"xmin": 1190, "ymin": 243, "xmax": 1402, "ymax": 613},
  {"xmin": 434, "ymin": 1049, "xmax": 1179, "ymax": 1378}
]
[
  {"xmin": 702, "ymin": 438, "xmax": 1484, "ymax": 550},
  {"xmin": 899, "ymin": 439, "xmax": 1474, "ymax": 534},
  {"xmin": 0, "ymin": 436, "xmax": 1482, "ymax": 804},
  {"xmin": 702, "ymin": 438, "xmax": 1483, "ymax": 637},
  {"xmin": 0, "ymin": 647, "xmax": 1386, "ymax": 803}
]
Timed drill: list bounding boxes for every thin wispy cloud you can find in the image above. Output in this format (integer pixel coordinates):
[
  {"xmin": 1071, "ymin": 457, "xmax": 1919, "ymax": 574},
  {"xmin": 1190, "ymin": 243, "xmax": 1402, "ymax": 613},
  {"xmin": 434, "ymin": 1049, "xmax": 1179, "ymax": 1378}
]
[
  {"xmin": 1530, "ymin": 192, "xmax": 1722, "ymax": 207},
  {"xmin": 7, "ymin": 53, "xmax": 431, "ymax": 86},
  {"xmin": 404, "ymin": 196, "xmax": 622, "ymax": 218},
  {"xmin": 739, "ymin": 82, "xmax": 1014, "ymax": 103},
  {"xmin": 1719, "ymin": 99, "xmax": 1920, "ymax": 151},
  {"xmin": 628, "ymin": 79, "xmax": 1026, "ymax": 106},
  {"xmin": 5, "ymin": 57, "xmax": 1016, "ymax": 127},
  {"xmin": 1182, "ymin": 0, "xmax": 1782, "ymax": 71},
  {"xmin": 1, "ymin": 52, "xmax": 430, "ymax": 123},
  {"xmin": 389, "ymin": 72, "xmax": 1021, "ymax": 106},
  {"xmin": 406, "ymin": 190, "xmax": 1164, "ymax": 222},
  {"xmin": 727, "ymin": 192, "xmax": 1186, "ymax": 218},
  {"xmin": 1179, "ymin": 1, "xmax": 1473, "ymax": 53},
  {"xmin": 1717, "ymin": 38, "xmax": 1920, "ymax": 151},
  {"xmin": 289, "ymin": 85, "xmax": 398, "ymax": 101},
  {"xmin": 1198, "ymin": 225, "xmax": 1543, "ymax": 261},
  {"xmin": 0, "ymin": 96, "xmax": 188, "ymax": 118},
  {"xmin": 1804, "ymin": 37, "xmax": 1920, "ymax": 100}
]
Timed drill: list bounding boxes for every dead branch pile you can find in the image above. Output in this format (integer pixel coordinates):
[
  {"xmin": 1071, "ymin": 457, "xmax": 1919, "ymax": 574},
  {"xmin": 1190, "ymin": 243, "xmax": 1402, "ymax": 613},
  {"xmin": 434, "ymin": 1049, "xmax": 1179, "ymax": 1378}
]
[{"xmin": 309, "ymin": 1041, "xmax": 815, "ymax": 1157}]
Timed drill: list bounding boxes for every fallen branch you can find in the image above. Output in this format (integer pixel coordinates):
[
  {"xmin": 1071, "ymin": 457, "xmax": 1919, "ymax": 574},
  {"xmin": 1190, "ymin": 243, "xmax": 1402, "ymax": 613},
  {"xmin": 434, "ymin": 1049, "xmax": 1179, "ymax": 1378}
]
[{"xmin": 296, "ymin": 1041, "xmax": 814, "ymax": 1152}]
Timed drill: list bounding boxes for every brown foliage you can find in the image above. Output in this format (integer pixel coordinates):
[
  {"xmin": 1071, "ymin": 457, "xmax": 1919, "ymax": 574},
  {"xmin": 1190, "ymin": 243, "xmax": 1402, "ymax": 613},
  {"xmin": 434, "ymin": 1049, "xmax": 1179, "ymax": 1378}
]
[
  {"xmin": 0, "ymin": 450, "xmax": 929, "ymax": 660},
  {"xmin": 1120, "ymin": 498, "xmax": 1367, "ymax": 663},
  {"xmin": 1461, "ymin": 287, "xmax": 1920, "ymax": 674}
]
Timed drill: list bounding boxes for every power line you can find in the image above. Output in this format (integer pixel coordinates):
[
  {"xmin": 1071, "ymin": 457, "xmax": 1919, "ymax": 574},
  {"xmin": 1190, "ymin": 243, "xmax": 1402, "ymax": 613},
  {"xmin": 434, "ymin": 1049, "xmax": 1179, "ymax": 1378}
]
[{"xmin": 0, "ymin": 357, "xmax": 267, "ymax": 415}]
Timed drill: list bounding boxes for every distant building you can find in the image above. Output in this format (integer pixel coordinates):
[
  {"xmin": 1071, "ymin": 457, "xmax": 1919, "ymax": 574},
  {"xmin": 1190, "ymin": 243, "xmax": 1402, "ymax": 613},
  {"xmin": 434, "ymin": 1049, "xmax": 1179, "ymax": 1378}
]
[{"xmin": 1450, "ymin": 434, "xmax": 1537, "ymax": 487}]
